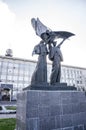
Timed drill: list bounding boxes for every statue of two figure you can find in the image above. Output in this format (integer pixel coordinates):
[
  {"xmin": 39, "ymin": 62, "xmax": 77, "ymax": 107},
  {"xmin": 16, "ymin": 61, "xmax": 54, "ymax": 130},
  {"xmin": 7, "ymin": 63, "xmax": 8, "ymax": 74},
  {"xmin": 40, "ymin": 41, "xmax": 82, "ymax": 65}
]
[{"xmin": 31, "ymin": 18, "xmax": 75, "ymax": 86}]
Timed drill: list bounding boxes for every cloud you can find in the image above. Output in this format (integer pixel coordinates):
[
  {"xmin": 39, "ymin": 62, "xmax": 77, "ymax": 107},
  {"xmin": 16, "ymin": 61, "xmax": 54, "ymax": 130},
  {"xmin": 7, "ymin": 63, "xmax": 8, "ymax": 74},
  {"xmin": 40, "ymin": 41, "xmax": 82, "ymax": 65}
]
[
  {"xmin": 0, "ymin": 1, "xmax": 34, "ymax": 58},
  {"xmin": 0, "ymin": 1, "xmax": 16, "ymax": 53}
]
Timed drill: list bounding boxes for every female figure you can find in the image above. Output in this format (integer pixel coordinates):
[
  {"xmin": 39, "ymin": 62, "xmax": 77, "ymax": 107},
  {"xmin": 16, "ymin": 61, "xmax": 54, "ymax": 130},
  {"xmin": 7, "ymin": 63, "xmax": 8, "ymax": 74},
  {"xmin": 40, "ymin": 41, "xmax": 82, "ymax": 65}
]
[{"xmin": 31, "ymin": 40, "xmax": 48, "ymax": 85}]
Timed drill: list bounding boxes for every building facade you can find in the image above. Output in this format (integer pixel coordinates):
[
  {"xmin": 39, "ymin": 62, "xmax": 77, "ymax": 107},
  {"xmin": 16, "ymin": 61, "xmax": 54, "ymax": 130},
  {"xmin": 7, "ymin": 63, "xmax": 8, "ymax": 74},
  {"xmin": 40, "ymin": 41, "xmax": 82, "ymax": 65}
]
[{"xmin": 0, "ymin": 55, "xmax": 86, "ymax": 100}]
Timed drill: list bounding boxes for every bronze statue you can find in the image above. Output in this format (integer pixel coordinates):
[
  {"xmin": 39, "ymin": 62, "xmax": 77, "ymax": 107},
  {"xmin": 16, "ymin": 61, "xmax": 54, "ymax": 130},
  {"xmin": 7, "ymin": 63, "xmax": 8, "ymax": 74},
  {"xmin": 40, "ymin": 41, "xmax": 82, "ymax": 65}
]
[{"xmin": 31, "ymin": 17, "xmax": 75, "ymax": 85}]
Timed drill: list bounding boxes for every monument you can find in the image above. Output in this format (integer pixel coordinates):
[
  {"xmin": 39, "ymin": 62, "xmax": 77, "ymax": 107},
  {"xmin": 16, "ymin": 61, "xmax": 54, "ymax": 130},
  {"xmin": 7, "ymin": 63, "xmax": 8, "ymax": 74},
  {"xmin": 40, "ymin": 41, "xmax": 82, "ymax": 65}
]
[
  {"xmin": 16, "ymin": 18, "xmax": 86, "ymax": 130},
  {"xmin": 24, "ymin": 17, "xmax": 76, "ymax": 90}
]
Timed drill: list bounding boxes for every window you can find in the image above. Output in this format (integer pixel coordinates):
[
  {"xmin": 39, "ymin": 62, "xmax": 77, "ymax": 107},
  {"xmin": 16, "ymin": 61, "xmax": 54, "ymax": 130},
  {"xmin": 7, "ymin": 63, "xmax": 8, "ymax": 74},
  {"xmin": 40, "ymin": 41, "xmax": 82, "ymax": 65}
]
[
  {"xmin": 77, "ymin": 70, "xmax": 79, "ymax": 74},
  {"xmin": 24, "ymin": 66, "xmax": 29, "ymax": 71},
  {"xmin": 8, "ymin": 62, "xmax": 13, "ymax": 68},
  {"xmin": 24, "ymin": 77, "xmax": 29, "ymax": 81},
  {"xmin": 1, "ymin": 68, "xmax": 7, "ymax": 74},
  {"xmin": 19, "ymin": 77, "xmax": 23, "ymax": 81},
  {"xmin": 13, "ymin": 76, "xmax": 18, "ymax": 81},
  {"xmin": 19, "ymin": 70, "xmax": 24, "ymax": 75},
  {"xmin": 77, "ymin": 80, "xmax": 79, "ymax": 84},
  {"xmin": 80, "ymin": 81, "xmax": 82, "ymax": 84},
  {"xmin": 1, "ymin": 75, "xmax": 6, "ymax": 80},
  {"xmin": 13, "ymin": 63, "xmax": 19, "ymax": 68},
  {"xmin": 7, "ymin": 76, "xmax": 12, "ymax": 80},
  {"xmin": 2, "ymin": 62, "xmax": 8, "ymax": 66},
  {"xmin": 13, "ymin": 69, "xmax": 19, "ymax": 75},
  {"xmin": 24, "ymin": 71, "xmax": 29, "ymax": 76},
  {"xmin": 20, "ymin": 64, "xmax": 25, "ymax": 69},
  {"xmin": 8, "ymin": 69, "xmax": 13, "ymax": 74},
  {"xmin": 80, "ymin": 71, "xmax": 82, "ymax": 74}
]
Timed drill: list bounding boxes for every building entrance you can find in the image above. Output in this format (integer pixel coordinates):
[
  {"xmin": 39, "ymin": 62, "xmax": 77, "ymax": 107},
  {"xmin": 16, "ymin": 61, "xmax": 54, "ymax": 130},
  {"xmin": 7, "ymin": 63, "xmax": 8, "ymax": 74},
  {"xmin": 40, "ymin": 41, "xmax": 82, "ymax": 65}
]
[
  {"xmin": 0, "ymin": 84, "xmax": 13, "ymax": 101},
  {"xmin": 2, "ymin": 88, "xmax": 10, "ymax": 101}
]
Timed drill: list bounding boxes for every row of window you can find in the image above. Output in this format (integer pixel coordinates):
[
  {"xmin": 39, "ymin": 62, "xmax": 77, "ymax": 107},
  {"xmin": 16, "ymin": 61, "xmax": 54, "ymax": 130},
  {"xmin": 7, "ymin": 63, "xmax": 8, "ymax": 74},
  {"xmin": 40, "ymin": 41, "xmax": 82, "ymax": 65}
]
[
  {"xmin": 0, "ymin": 61, "xmax": 83, "ymax": 73},
  {"xmin": 0, "ymin": 74, "xmax": 84, "ymax": 86},
  {"xmin": 0, "ymin": 76, "xmax": 29, "ymax": 81},
  {"xmin": 0, "ymin": 70, "xmax": 31, "ymax": 76},
  {"xmin": 0, "ymin": 61, "xmax": 36, "ymax": 68},
  {"xmin": 0, "ymin": 59, "xmax": 86, "ymax": 88}
]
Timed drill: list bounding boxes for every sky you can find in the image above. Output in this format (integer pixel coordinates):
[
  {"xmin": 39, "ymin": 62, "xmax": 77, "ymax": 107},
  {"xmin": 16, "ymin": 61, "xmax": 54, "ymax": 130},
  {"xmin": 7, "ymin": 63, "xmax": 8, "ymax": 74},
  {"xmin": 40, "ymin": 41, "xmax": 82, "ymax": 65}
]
[{"xmin": 0, "ymin": 0, "xmax": 86, "ymax": 68}]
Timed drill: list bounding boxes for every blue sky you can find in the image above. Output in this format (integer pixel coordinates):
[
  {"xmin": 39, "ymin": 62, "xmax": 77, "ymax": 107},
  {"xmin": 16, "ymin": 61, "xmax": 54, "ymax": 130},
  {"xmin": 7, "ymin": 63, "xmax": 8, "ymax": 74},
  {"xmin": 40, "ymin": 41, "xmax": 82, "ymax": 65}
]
[{"xmin": 0, "ymin": 0, "xmax": 86, "ymax": 67}]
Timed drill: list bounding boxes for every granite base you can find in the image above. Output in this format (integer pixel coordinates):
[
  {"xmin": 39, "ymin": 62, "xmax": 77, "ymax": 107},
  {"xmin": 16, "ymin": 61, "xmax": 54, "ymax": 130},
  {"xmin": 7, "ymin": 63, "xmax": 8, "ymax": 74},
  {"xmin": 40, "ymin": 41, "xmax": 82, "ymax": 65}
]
[{"xmin": 16, "ymin": 90, "xmax": 86, "ymax": 130}]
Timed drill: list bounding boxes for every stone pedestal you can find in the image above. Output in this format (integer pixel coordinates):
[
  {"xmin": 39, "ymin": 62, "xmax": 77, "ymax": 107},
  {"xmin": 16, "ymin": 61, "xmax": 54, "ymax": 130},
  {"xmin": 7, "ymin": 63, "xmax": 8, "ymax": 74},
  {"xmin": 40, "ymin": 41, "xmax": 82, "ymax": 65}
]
[
  {"xmin": 23, "ymin": 83, "xmax": 77, "ymax": 91},
  {"xmin": 16, "ymin": 90, "xmax": 86, "ymax": 130}
]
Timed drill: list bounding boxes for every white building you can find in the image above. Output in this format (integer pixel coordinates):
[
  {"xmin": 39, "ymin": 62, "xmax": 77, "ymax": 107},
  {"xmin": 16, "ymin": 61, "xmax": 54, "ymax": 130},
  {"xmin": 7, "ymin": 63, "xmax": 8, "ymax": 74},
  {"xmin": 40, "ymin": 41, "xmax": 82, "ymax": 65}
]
[{"xmin": 0, "ymin": 54, "xmax": 86, "ymax": 101}]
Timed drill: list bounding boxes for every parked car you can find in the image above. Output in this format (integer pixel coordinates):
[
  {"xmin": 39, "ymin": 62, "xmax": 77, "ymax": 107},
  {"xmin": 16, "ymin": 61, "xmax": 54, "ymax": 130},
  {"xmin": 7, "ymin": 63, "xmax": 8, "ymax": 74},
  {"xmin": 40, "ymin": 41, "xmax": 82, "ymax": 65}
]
[{"xmin": 0, "ymin": 105, "xmax": 16, "ymax": 114}]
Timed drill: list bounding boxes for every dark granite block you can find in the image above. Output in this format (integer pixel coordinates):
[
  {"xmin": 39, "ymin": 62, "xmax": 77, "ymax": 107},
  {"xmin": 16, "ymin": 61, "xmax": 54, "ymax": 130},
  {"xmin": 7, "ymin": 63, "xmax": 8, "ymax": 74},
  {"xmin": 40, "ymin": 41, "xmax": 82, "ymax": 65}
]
[
  {"xmin": 27, "ymin": 103, "xmax": 39, "ymax": 111},
  {"xmin": 61, "ymin": 97, "xmax": 72, "ymax": 104},
  {"xmin": 71, "ymin": 91, "xmax": 86, "ymax": 103},
  {"xmin": 50, "ymin": 105, "xmax": 61, "ymax": 116},
  {"xmin": 72, "ymin": 101, "xmax": 86, "ymax": 114},
  {"xmin": 39, "ymin": 116, "xmax": 55, "ymax": 130},
  {"xmin": 62, "ymin": 104, "xmax": 72, "ymax": 115},
  {"xmin": 72, "ymin": 103, "xmax": 80, "ymax": 114},
  {"xmin": 55, "ymin": 116, "xmax": 61, "ymax": 128},
  {"xmin": 49, "ymin": 92, "xmax": 61, "ymax": 105},
  {"xmin": 26, "ymin": 108, "xmax": 39, "ymax": 118},
  {"xmin": 39, "ymin": 91, "xmax": 61, "ymax": 106},
  {"xmin": 60, "ymin": 114, "xmax": 73, "ymax": 128},
  {"xmin": 78, "ymin": 92, "xmax": 86, "ymax": 100},
  {"xmin": 72, "ymin": 113, "xmax": 86, "ymax": 125},
  {"xmin": 72, "ymin": 113, "xmax": 80, "ymax": 126},
  {"xmin": 38, "ymin": 91, "xmax": 53, "ymax": 106},
  {"xmin": 27, "ymin": 118, "xmax": 39, "ymax": 130},
  {"xmin": 79, "ymin": 102, "xmax": 86, "ymax": 112},
  {"xmin": 79, "ymin": 112, "xmax": 86, "ymax": 124},
  {"xmin": 60, "ymin": 91, "xmax": 72, "ymax": 99},
  {"xmin": 38, "ymin": 106, "xmax": 50, "ymax": 117},
  {"xmin": 27, "ymin": 91, "xmax": 40, "ymax": 107}
]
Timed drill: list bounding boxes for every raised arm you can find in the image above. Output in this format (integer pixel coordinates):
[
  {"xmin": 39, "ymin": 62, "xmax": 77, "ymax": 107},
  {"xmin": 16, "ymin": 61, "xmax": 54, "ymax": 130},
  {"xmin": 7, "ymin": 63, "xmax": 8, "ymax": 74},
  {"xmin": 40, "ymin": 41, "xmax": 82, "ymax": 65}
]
[{"xmin": 57, "ymin": 38, "xmax": 66, "ymax": 48}]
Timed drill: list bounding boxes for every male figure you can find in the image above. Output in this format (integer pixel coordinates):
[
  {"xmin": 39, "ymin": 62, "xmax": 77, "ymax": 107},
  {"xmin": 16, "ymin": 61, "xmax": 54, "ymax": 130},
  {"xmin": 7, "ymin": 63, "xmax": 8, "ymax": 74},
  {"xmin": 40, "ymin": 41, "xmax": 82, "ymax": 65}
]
[{"xmin": 48, "ymin": 39, "xmax": 65, "ymax": 85}]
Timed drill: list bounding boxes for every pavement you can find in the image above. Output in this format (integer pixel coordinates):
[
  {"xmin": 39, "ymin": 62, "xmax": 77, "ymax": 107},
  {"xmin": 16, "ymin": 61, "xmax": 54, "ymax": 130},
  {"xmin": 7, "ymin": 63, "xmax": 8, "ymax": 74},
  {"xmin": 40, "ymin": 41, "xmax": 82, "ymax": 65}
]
[{"xmin": 0, "ymin": 114, "xmax": 16, "ymax": 119}]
